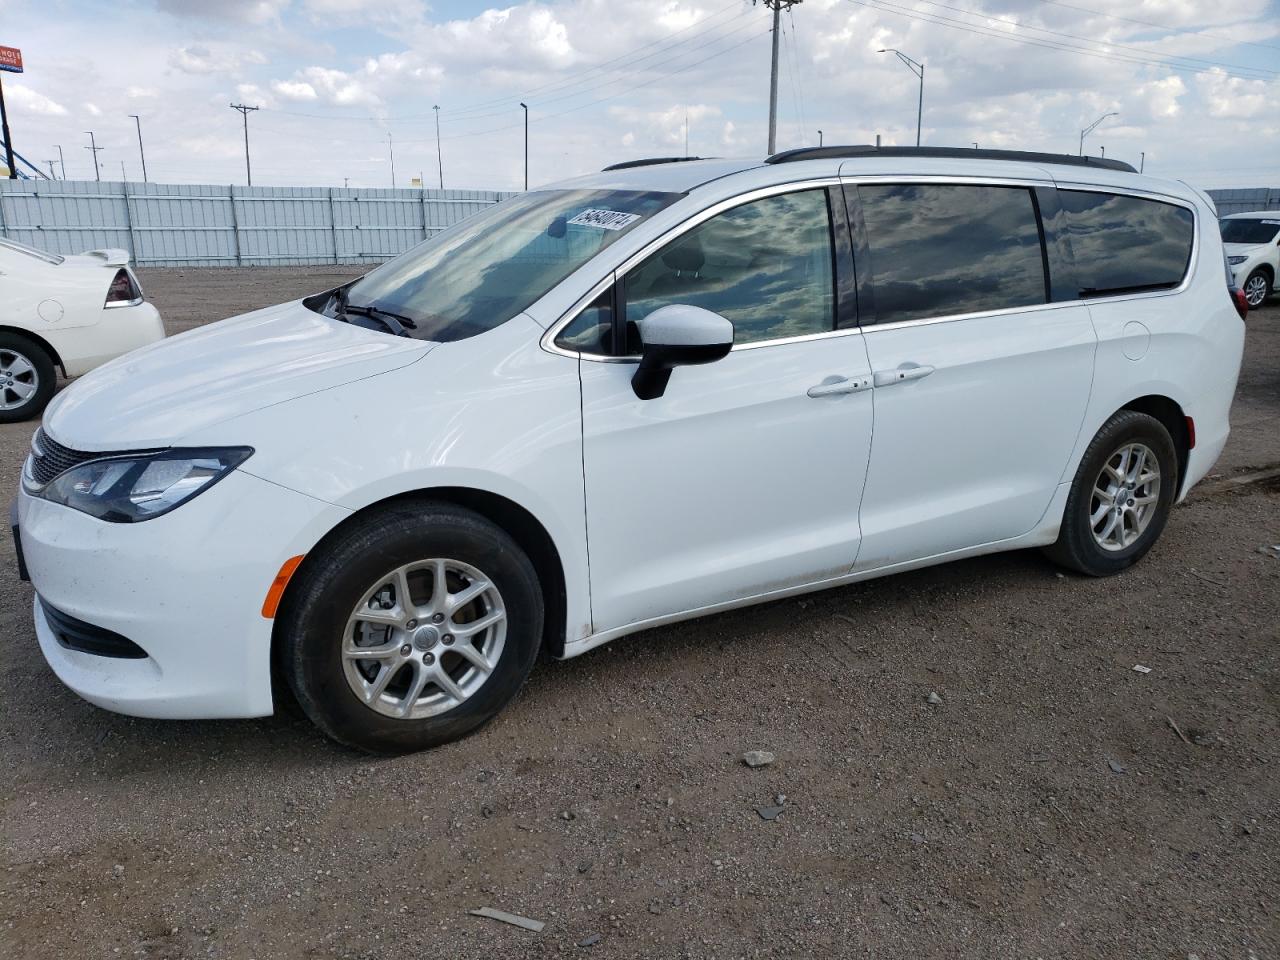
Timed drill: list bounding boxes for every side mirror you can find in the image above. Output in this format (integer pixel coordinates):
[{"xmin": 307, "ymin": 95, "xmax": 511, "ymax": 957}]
[{"xmin": 631, "ymin": 304, "xmax": 733, "ymax": 400}]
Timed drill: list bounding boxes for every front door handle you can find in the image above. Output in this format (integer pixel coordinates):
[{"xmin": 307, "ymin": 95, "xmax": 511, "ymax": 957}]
[
  {"xmin": 807, "ymin": 375, "xmax": 872, "ymax": 398},
  {"xmin": 873, "ymin": 363, "xmax": 936, "ymax": 388}
]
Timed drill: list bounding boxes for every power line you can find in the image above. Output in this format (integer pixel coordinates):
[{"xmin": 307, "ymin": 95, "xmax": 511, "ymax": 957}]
[
  {"xmin": 1030, "ymin": 0, "xmax": 1280, "ymax": 54},
  {"xmin": 845, "ymin": 0, "xmax": 1278, "ymax": 85},
  {"xmin": 785, "ymin": 8, "xmax": 810, "ymax": 146},
  {"xmin": 905, "ymin": 0, "xmax": 1278, "ymax": 79},
  {"xmin": 262, "ymin": 0, "xmax": 747, "ymax": 126}
]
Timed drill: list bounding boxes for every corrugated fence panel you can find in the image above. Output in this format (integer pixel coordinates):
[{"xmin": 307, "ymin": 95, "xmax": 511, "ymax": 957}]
[
  {"xmin": 0, "ymin": 180, "xmax": 512, "ymax": 267},
  {"xmin": 1207, "ymin": 188, "xmax": 1279, "ymax": 215}
]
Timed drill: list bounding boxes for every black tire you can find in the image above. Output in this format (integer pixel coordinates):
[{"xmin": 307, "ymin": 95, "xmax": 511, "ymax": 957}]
[
  {"xmin": 1243, "ymin": 268, "xmax": 1271, "ymax": 310},
  {"xmin": 279, "ymin": 500, "xmax": 543, "ymax": 754},
  {"xmin": 1044, "ymin": 410, "xmax": 1178, "ymax": 577},
  {"xmin": 0, "ymin": 333, "xmax": 56, "ymax": 423}
]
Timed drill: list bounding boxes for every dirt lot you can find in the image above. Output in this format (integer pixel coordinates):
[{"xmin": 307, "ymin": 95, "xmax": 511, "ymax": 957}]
[{"xmin": 1, "ymin": 270, "xmax": 1277, "ymax": 959}]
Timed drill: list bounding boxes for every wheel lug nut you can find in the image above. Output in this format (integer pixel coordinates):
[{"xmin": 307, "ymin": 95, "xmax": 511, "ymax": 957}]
[
  {"xmin": 399, "ymin": 644, "xmax": 411, "ymax": 656},
  {"xmin": 405, "ymin": 618, "xmax": 417, "ymax": 629},
  {"xmin": 422, "ymin": 652, "xmax": 435, "ymax": 665},
  {"xmin": 442, "ymin": 634, "xmax": 454, "ymax": 646},
  {"xmin": 432, "ymin": 613, "xmax": 445, "ymax": 624}
]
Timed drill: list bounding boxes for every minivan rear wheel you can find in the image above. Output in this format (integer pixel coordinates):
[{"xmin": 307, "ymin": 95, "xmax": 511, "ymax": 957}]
[
  {"xmin": 279, "ymin": 501, "xmax": 543, "ymax": 754},
  {"xmin": 1044, "ymin": 410, "xmax": 1178, "ymax": 577}
]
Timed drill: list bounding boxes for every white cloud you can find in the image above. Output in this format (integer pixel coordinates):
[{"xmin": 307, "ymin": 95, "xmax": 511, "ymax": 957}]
[
  {"xmin": 170, "ymin": 45, "xmax": 268, "ymax": 76},
  {"xmin": 1196, "ymin": 67, "xmax": 1270, "ymax": 119},
  {"xmin": 5, "ymin": 84, "xmax": 68, "ymax": 117},
  {"xmin": 273, "ymin": 79, "xmax": 319, "ymax": 101}
]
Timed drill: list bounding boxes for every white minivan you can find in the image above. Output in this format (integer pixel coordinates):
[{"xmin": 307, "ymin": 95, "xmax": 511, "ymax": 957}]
[{"xmin": 15, "ymin": 147, "xmax": 1245, "ymax": 753}]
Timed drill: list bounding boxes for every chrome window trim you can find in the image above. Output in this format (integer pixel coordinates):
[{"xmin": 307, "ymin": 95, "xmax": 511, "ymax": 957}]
[
  {"xmin": 541, "ymin": 174, "xmax": 1201, "ymax": 360},
  {"xmin": 541, "ymin": 178, "xmax": 843, "ymax": 362}
]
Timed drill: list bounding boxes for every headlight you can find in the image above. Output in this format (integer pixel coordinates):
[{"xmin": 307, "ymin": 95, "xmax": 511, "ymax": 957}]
[
  {"xmin": 1227, "ymin": 255, "xmax": 1248, "ymax": 265},
  {"xmin": 35, "ymin": 447, "xmax": 253, "ymax": 522}
]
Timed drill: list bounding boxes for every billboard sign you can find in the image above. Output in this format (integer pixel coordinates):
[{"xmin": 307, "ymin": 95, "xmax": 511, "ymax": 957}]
[{"xmin": 0, "ymin": 47, "xmax": 23, "ymax": 74}]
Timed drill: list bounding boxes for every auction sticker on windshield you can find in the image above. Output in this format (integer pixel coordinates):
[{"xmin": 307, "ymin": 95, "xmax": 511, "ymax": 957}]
[{"xmin": 569, "ymin": 209, "xmax": 641, "ymax": 231}]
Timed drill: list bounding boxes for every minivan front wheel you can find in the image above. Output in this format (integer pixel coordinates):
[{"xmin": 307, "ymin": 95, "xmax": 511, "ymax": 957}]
[
  {"xmin": 1045, "ymin": 410, "xmax": 1178, "ymax": 576},
  {"xmin": 280, "ymin": 501, "xmax": 543, "ymax": 753}
]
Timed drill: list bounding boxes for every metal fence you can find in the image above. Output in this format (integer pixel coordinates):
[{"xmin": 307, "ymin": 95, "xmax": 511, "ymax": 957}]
[
  {"xmin": 1207, "ymin": 188, "xmax": 1280, "ymax": 215},
  {"xmin": 0, "ymin": 180, "xmax": 514, "ymax": 267}
]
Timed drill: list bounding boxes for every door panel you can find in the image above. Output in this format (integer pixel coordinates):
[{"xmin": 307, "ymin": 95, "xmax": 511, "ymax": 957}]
[
  {"xmin": 856, "ymin": 307, "xmax": 1095, "ymax": 569},
  {"xmin": 580, "ymin": 334, "xmax": 874, "ymax": 632}
]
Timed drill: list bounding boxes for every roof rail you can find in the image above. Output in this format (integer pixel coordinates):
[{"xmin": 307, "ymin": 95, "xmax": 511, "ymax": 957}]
[
  {"xmin": 601, "ymin": 156, "xmax": 712, "ymax": 172},
  {"xmin": 765, "ymin": 145, "xmax": 1137, "ymax": 174}
]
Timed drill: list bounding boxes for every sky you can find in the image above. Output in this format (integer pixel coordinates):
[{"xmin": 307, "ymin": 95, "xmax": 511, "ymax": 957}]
[{"xmin": 0, "ymin": 0, "xmax": 1277, "ymax": 192}]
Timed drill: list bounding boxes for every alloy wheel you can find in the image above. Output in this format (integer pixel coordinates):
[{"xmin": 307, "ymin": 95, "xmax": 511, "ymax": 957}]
[
  {"xmin": 342, "ymin": 558, "xmax": 507, "ymax": 720},
  {"xmin": 0, "ymin": 349, "xmax": 39, "ymax": 411},
  {"xmin": 1090, "ymin": 442, "xmax": 1161, "ymax": 552},
  {"xmin": 1244, "ymin": 274, "xmax": 1269, "ymax": 308}
]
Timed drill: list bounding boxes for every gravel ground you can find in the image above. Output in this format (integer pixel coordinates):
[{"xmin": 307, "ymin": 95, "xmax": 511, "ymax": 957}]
[{"xmin": 1, "ymin": 269, "xmax": 1277, "ymax": 960}]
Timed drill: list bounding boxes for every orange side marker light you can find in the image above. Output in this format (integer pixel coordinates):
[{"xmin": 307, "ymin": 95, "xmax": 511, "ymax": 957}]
[{"xmin": 262, "ymin": 555, "xmax": 305, "ymax": 619}]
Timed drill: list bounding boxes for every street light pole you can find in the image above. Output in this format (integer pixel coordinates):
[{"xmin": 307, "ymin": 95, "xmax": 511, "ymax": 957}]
[
  {"xmin": 1078, "ymin": 111, "xmax": 1117, "ymax": 156},
  {"xmin": 433, "ymin": 105, "xmax": 443, "ymax": 190},
  {"xmin": 55, "ymin": 144, "xmax": 65, "ymax": 179},
  {"xmin": 84, "ymin": 131, "xmax": 103, "ymax": 181},
  {"xmin": 818, "ymin": 129, "xmax": 823, "ymax": 146},
  {"xmin": 520, "ymin": 102, "xmax": 528, "ymax": 191},
  {"xmin": 128, "ymin": 114, "xmax": 147, "ymax": 183},
  {"xmin": 229, "ymin": 103, "xmax": 259, "ymax": 186},
  {"xmin": 879, "ymin": 48, "xmax": 924, "ymax": 147}
]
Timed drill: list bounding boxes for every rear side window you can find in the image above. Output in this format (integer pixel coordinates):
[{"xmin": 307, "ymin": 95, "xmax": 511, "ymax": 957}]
[
  {"xmin": 1059, "ymin": 190, "xmax": 1194, "ymax": 297},
  {"xmin": 857, "ymin": 183, "xmax": 1047, "ymax": 324}
]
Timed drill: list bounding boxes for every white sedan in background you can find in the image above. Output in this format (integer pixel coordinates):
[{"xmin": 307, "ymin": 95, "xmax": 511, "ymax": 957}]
[{"xmin": 0, "ymin": 238, "xmax": 165, "ymax": 421}]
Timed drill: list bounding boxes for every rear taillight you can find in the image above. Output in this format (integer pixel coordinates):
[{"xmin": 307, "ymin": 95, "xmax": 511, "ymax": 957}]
[
  {"xmin": 1232, "ymin": 287, "xmax": 1249, "ymax": 320},
  {"xmin": 105, "ymin": 269, "xmax": 139, "ymax": 306}
]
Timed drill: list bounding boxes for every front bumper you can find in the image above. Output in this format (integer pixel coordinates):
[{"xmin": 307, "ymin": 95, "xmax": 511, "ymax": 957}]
[{"xmin": 19, "ymin": 468, "xmax": 348, "ymax": 719}]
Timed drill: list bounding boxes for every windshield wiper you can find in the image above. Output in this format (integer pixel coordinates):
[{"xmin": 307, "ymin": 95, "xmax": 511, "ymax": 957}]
[
  {"xmin": 332, "ymin": 285, "xmax": 418, "ymax": 337},
  {"xmin": 342, "ymin": 303, "xmax": 417, "ymax": 337}
]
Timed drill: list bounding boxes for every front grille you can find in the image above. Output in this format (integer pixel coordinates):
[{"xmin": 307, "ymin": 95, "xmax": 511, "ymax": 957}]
[
  {"xmin": 30, "ymin": 428, "xmax": 98, "ymax": 486},
  {"xmin": 40, "ymin": 598, "xmax": 148, "ymax": 659}
]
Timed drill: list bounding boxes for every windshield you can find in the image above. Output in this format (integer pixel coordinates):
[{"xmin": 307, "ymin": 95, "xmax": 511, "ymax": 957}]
[
  {"xmin": 335, "ymin": 188, "xmax": 681, "ymax": 341},
  {"xmin": 1220, "ymin": 218, "xmax": 1280, "ymax": 245},
  {"xmin": 0, "ymin": 237, "xmax": 64, "ymax": 265}
]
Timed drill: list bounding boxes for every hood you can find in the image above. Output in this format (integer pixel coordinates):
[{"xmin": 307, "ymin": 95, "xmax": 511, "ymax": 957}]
[
  {"xmin": 1224, "ymin": 242, "xmax": 1270, "ymax": 256},
  {"xmin": 44, "ymin": 298, "xmax": 433, "ymax": 450}
]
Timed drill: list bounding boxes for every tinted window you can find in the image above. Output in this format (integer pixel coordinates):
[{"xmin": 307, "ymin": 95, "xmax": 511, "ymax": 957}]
[
  {"xmin": 1220, "ymin": 218, "xmax": 1280, "ymax": 245},
  {"xmin": 337, "ymin": 189, "xmax": 678, "ymax": 341},
  {"xmin": 1060, "ymin": 190, "xmax": 1193, "ymax": 296},
  {"xmin": 554, "ymin": 288, "xmax": 613, "ymax": 354},
  {"xmin": 624, "ymin": 189, "xmax": 835, "ymax": 347},
  {"xmin": 858, "ymin": 184, "xmax": 1047, "ymax": 324}
]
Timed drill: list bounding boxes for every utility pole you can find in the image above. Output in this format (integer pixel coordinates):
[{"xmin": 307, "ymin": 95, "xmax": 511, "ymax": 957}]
[
  {"xmin": 84, "ymin": 131, "xmax": 103, "ymax": 181},
  {"xmin": 520, "ymin": 103, "xmax": 528, "ymax": 191},
  {"xmin": 757, "ymin": 0, "xmax": 801, "ymax": 156},
  {"xmin": 433, "ymin": 105, "xmax": 443, "ymax": 190},
  {"xmin": 55, "ymin": 144, "xmax": 65, "ymax": 179},
  {"xmin": 879, "ymin": 48, "xmax": 924, "ymax": 147},
  {"xmin": 229, "ymin": 103, "xmax": 259, "ymax": 186},
  {"xmin": 0, "ymin": 73, "xmax": 14, "ymax": 180},
  {"xmin": 120, "ymin": 160, "xmax": 126, "ymax": 181},
  {"xmin": 44, "ymin": 159, "xmax": 56, "ymax": 178},
  {"xmin": 387, "ymin": 132, "xmax": 395, "ymax": 187},
  {"xmin": 128, "ymin": 114, "xmax": 147, "ymax": 182}
]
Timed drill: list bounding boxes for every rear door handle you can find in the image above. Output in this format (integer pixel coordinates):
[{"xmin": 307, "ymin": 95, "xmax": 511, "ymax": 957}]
[
  {"xmin": 873, "ymin": 364, "xmax": 936, "ymax": 388},
  {"xmin": 807, "ymin": 375, "xmax": 872, "ymax": 398}
]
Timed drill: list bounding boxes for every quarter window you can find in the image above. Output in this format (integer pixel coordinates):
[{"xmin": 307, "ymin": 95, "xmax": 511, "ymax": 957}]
[
  {"xmin": 623, "ymin": 189, "xmax": 836, "ymax": 347},
  {"xmin": 857, "ymin": 183, "xmax": 1048, "ymax": 324},
  {"xmin": 1060, "ymin": 190, "xmax": 1194, "ymax": 296}
]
